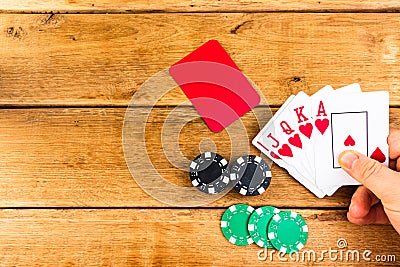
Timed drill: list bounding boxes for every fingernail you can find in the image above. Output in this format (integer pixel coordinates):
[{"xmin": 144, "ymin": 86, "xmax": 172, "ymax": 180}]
[{"xmin": 339, "ymin": 151, "xmax": 359, "ymax": 170}]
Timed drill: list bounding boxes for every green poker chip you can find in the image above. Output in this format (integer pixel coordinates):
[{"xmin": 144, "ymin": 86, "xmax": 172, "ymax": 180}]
[
  {"xmin": 267, "ymin": 211, "xmax": 308, "ymax": 254},
  {"xmin": 221, "ymin": 204, "xmax": 255, "ymax": 246},
  {"xmin": 247, "ymin": 206, "xmax": 280, "ymax": 248}
]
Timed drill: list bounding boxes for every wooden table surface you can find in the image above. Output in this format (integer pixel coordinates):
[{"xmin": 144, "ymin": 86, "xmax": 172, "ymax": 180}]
[{"xmin": 2, "ymin": 1, "xmax": 400, "ymax": 266}]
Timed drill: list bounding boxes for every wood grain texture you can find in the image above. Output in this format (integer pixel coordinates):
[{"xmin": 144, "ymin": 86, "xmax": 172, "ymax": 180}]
[
  {"xmin": 0, "ymin": 209, "xmax": 398, "ymax": 266},
  {"xmin": 2, "ymin": 0, "xmax": 400, "ymax": 13},
  {"xmin": 2, "ymin": 14, "xmax": 400, "ymax": 107},
  {"xmin": 0, "ymin": 107, "xmax": 399, "ymax": 208}
]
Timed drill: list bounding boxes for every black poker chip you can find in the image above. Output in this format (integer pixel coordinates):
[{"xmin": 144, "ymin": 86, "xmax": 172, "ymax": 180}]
[
  {"xmin": 230, "ymin": 155, "xmax": 271, "ymax": 196},
  {"xmin": 189, "ymin": 152, "xmax": 229, "ymax": 194}
]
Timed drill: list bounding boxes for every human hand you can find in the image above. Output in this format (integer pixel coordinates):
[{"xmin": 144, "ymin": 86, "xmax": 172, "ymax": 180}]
[{"xmin": 338, "ymin": 129, "xmax": 400, "ymax": 234}]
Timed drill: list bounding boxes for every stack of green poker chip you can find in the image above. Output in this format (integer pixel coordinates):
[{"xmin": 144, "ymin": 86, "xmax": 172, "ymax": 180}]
[
  {"xmin": 247, "ymin": 206, "xmax": 280, "ymax": 248},
  {"xmin": 220, "ymin": 204, "xmax": 255, "ymax": 246},
  {"xmin": 221, "ymin": 205, "xmax": 308, "ymax": 253},
  {"xmin": 267, "ymin": 211, "xmax": 308, "ymax": 254}
]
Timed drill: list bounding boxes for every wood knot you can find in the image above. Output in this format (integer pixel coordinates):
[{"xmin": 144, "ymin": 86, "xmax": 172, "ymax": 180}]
[
  {"xmin": 292, "ymin": 76, "xmax": 302, "ymax": 82},
  {"xmin": 6, "ymin": 26, "xmax": 27, "ymax": 40},
  {"xmin": 284, "ymin": 76, "xmax": 308, "ymax": 95}
]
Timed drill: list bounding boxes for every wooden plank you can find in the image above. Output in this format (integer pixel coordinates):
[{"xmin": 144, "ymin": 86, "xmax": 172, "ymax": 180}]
[
  {"xmin": 2, "ymin": 0, "xmax": 400, "ymax": 13},
  {"xmin": 0, "ymin": 107, "xmax": 398, "ymax": 208},
  {"xmin": 0, "ymin": 209, "xmax": 398, "ymax": 266},
  {"xmin": 2, "ymin": 14, "xmax": 400, "ymax": 107}
]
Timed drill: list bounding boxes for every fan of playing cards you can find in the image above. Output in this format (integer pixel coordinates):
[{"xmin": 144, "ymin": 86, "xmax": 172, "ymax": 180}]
[{"xmin": 253, "ymin": 84, "xmax": 389, "ymax": 198}]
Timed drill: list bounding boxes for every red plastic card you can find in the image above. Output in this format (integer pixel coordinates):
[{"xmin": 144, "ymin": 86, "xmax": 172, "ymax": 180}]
[{"xmin": 169, "ymin": 40, "xmax": 260, "ymax": 132}]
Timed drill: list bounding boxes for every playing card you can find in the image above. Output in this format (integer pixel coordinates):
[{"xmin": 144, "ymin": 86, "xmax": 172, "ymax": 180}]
[
  {"xmin": 253, "ymin": 95, "xmax": 295, "ymax": 161},
  {"xmin": 309, "ymin": 84, "xmax": 362, "ymax": 195},
  {"xmin": 335, "ymin": 83, "xmax": 362, "ymax": 94},
  {"xmin": 272, "ymin": 92, "xmax": 316, "ymax": 181},
  {"xmin": 257, "ymin": 94, "xmax": 313, "ymax": 178},
  {"xmin": 331, "ymin": 112, "xmax": 368, "ymax": 168},
  {"xmin": 289, "ymin": 87, "xmax": 334, "ymax": 185},
  {"xmin": 253, "ymin": 140, "xmax": 326, "ymax": 198},
  {"xmin": 310, "ymin": 84, "xmax": 362, "ymax": 142},
  {"xmin": 314, "ymin": 91, "xmax": 389, "ymax": 189},
  {"xmin": 253, "ymin": 96, "xmax": 326, "ymax": 198}
]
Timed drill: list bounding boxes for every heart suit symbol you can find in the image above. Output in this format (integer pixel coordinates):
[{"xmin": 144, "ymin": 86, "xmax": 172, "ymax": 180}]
[
  {"xmin": 299, "ymin": 123, "xmax": 313, "ymax": 139},
  {"xmin": 344, "ymin": 135, "xmax": 355, "ymax": 146},
  {"xmin": 370, "ymin": 147, "xmax": 386, "ymax": 163},
  {"xmin": 315, "ymin": 118, "xmax": 329, "ymax": 135},
  {"xmin": 288, "ymin": 134, "xmax": 302, "ymax": 149},
  {"xmin": 278, "ymin": 144, "xmax": 293, "ymax": 157}
]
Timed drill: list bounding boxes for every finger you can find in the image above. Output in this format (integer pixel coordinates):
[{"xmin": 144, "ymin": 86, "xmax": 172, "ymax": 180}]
[
  {"xmin": 339, "ymin": 150, "xmax": 400, "ymax": 202},
  {"xmin": 347, "ymin": 202, "xmax": 390, "ymax": 225},
  {"xmin": 388, "ymin": 129, "xmax": 400, "ymax": 159},
  {"xmin": 389, "ymin": 159, "xmax": 396, "ymax": 170},
  {"xmin": 348, "ymin": 186, "xmax": 380, "ymax": 219},
  {"xmin": 396, "ymin": 159, "xmax": 400, "ymax": 172}
]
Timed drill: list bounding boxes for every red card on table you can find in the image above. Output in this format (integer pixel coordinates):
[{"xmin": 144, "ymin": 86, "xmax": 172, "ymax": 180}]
[{"xmin": 169, "ymin": 40, "xmax": 260, "ymax": 132}]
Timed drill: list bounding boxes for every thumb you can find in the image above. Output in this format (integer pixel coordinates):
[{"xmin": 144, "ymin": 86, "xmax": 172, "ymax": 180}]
[{"xmin": 338, "ymin": 150, "xmax": 400, "ymax": 202}]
